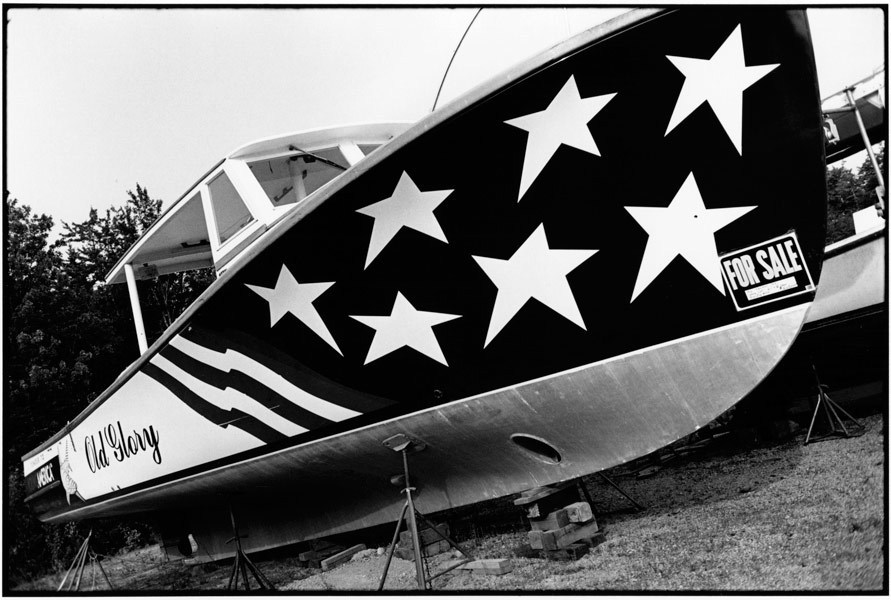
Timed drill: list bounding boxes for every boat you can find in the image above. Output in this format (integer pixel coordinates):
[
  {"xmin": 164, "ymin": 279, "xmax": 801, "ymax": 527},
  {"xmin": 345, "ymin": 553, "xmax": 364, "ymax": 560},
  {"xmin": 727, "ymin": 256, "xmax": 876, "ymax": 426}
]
[
  {"xmin": 22, "ymin": 8, "xmax": 829, "ymax": 560},
  {"xmin": 822, "ymin": 67, "xmax": 885, "ymax": 164},
  {"xmin": 789, "ymin": 67, "xmax": 887, "ymax": 405}
]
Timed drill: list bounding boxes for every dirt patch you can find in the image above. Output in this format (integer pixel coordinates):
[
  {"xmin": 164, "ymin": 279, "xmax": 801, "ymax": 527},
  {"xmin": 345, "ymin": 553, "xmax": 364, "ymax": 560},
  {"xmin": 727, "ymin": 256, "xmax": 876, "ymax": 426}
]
[{"xmin": 279, "ymin": 552, "xmax": 418, "ymax": 591}]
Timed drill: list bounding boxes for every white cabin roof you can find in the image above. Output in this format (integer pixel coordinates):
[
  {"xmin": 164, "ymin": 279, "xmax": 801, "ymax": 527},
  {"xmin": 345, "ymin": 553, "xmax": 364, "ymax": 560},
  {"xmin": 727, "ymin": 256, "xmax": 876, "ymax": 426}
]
[{"xmin": 105, "ymin": 122, "xmax": 409, "ymax": 285}]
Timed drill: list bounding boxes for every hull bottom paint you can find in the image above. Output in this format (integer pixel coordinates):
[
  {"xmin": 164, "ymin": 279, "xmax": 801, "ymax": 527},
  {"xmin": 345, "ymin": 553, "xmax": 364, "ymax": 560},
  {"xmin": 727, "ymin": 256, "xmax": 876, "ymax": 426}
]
[{"xmin": 42, "ymin": 304, "xmax": 808, "ymax": 560}]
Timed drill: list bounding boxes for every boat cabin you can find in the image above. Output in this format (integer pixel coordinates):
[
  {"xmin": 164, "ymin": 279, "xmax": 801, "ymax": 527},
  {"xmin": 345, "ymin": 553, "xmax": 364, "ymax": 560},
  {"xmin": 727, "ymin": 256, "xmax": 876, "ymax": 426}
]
[{"xmin": 104, "ymin": 123, "xmax": 410, "ymax": 354}]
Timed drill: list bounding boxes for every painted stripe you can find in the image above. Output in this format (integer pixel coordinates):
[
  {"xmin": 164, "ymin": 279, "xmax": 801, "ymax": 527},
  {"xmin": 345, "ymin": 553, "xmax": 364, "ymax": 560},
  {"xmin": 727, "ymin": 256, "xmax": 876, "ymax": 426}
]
[
  {"xmin": 150, "ymin": 354, "xmax": 308, "ymax": 438},
  {"xmin": 169, "ymin": 335, "xmax": 361, "ymax": 422},
  {"xmin": 159, "ymin": 345, "xmax": 335, "ymax": 432},
  {"xmin": 179, "ymin": 325, "xmax": 392, "ymax": 414},
  {"xmin": 141, "ymin": 363, "xmax": 286, "ymax": 445}
]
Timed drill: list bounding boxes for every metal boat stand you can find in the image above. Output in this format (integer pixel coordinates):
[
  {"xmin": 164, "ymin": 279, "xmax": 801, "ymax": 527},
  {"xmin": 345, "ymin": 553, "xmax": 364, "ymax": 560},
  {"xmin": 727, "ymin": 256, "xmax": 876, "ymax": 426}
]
[
  {"xmin": 804, "ymin": 365, "xmax": 865, "ymax": 445},
  {"xmin": 598, "ymin": 474, "xmax": 644, "ymax": 511},
  {"xmin": 57, "ymin": 529, "xmax": 114, "ymax": 591},
  {"xmin": 575, "ymin": 474, "xmax": 643, "ymax": 515},
  {"xmin": 225, "ymin": 504, "xmax": 275, "ymax": 591},
  {"xmin": 378, "ymin": 434, "xmax": 473, "ymax": 591}
]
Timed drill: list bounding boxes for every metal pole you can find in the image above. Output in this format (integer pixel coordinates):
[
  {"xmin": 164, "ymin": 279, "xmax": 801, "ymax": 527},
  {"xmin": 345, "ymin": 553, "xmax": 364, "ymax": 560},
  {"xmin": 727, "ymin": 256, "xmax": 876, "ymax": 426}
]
[
  {"xmin": 844, "ymin": 88, "xmax": 885, "ymax": 190},
  {"xmin": 72, "ymin": 533, "xmax": 90, "ymax": 591},
  {"xmin": 123, "ymin": 263, "xmax": 149, "ymax": 354},
  {"xmin": 599, "ymin": 473, "xmax": 644, "ymax": 511},
  {"xmin": 58, "ymin": 536, "xmax": 90, "ymax": 591},
  {"xmin": 402, "ymin": 449, "xmax": 427, "ymax": 590},
  {"xmin": 377, "ymin": 501, "xmax": 410, "ymax": 591},
  {"xmin": 95, "ymin": 555, "xmax": 114, "ymax": 590}
]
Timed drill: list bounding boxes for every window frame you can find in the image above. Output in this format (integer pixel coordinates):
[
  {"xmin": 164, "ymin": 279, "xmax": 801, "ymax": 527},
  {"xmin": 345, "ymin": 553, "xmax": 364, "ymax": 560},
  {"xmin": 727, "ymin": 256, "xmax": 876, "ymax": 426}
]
[
  {"xmin": 200, "ymin": 159, "xmax": 269, "ymax": 271},
  {"xmin": 199, "ymin": 142, "xmax": 372, "ymax": 273}
]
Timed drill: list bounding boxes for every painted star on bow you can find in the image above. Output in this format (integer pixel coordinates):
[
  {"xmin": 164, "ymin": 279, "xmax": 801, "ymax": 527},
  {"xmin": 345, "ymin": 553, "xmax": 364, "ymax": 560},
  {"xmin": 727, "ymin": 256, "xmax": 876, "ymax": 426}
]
[
  {"xmin": 625, "ymin": 173, "xmax": 756, "ymax": 302},
  {"xmin": 350, "ymin": 292, "xmax": 460, "ymax": 366},
  {"xmin": 356, "ymin": 171, "xmax": 453, "ymax": 268},
  {"xmin": 473, "ymin": 224, "xmax": 598, "ymax": 347},
  {"xmin": 664, "ymin": 24, "xmax": 780, "ymax": 154},
  {"xmin": 505, "ymin": 75, "xmax": 616, "ymax": 201},
  {"xmin": 246, "ymin": 265, "xmax": 342, "ymax": 355}
]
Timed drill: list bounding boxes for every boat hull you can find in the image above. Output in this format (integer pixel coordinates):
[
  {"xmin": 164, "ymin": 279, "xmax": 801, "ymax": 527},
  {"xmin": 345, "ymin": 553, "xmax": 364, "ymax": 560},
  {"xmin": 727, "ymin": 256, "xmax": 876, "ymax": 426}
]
[{"xmin": 37, "ymin": 304, "xmax": 808, "ymax": 560}]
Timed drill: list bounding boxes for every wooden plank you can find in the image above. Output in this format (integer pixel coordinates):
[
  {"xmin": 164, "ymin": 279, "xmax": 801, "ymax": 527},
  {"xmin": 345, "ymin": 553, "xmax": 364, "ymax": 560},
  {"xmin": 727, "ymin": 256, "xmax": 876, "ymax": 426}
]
[
  {"xmin": 636, "ymin": 465, "xmax": 662, "ymax": 479},
  {"xmin": 564, "ymin": 501, "xmax": 593, "ymax": 524},
  {"xmin": 554, "ymin": 520, "xmax": 600, "ymax": 549},
  {"xmin": 520, "ymin": 485, "xmax": 580, "ymax": 519},
  {"xmin": 458, "ymin": 558, "xmax": 513, "ymax": 575},
  {"xmin": 299, "ymin": 541, "xmax": 343, "ymax": 562},
  {"xmin": 513, "ymin": 482, "xmax": 573, "ymax": 505},
  {"xmin": 298, "ymin": 550, "xmax": 318, "ymax": 562},
  {"xmin": 529, "ymin": 508, "xmax": 570, "ymax": 531},
  {"xmin": 528, "ymin": 523, "xmax": 577, "ymax": 550},
  {"xmin": 320, "ymin": 544, "xmax": 366, "ymax": 571}
]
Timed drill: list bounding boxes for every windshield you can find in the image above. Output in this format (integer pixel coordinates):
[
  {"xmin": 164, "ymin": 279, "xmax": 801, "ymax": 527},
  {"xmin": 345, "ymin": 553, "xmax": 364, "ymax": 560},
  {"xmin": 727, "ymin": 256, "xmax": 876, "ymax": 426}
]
[{"xmin": 248, "ymin": 147, "xmax": 348, "ymax": 208}]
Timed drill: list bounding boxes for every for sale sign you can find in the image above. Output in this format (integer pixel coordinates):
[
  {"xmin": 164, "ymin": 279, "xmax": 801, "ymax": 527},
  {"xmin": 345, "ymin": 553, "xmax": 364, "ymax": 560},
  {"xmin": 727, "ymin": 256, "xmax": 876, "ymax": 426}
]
[{"xmin": 720, "ymin": 232, "xmax": 815, "ymax": 311}]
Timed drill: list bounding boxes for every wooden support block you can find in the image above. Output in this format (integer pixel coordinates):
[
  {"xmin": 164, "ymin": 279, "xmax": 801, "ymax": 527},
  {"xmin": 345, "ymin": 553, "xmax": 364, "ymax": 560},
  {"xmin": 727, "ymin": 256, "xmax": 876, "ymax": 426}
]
[
  {"xmin": 514, "ymin": 482, "xmax": 574, "ymax": 505},
  {"xmin": 564, "ymin": 501, "xmax": 593, "ymax": 524},
  {"xmin": 554, "ymin": 520, "xmax": 600, "ymax": 549},
  {"xmin": 458, "ymin": 558, "xmax": 513, "ymax": 575},
  {"xmin": 636, "ymin": 465, "xmax": 662, "ymax": 479},
  {"xmin": 298, "ymin": 550, "xmax": 319, "ymax": 562},
  {"xmin": 529, "ymin": 508, "xmax": 570, "ymax": 531},
  {"xmin": 518, "ymin": 484, "xmax": 580, "ymax": 520},
  {"xmin": 528, "ymin": 524, "xmax": 578, "ymax": 550},
  {"xmin": 399, "ymin": 522, "xmax": 449, "ymax": 546},
  {"xmin": 542, "ymin": 542, "xmax": 589, "ymax": 561},
  {"xmin": 321, "ymin": 544, "xmax": 366, "ymax": 571},
  {"xmin": 301, "ymin": 542, "xmax": 343, "ymax": 562}
]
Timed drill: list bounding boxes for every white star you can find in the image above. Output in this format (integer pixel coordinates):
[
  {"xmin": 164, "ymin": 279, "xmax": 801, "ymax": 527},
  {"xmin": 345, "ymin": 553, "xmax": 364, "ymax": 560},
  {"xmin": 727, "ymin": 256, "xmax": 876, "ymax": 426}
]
[
  {"xmin": 664, "ymin": 25, "xmax": 779, "ymax": 154},
  {"xmin": 245, "ymin": 265, "xmax": 342, "ymax": 355},
  {"xmin": 505, "ymin": 75, "xmax": 616, "ymax": 201},
  {"xmin": 350, "ymin": 292, "xmax": 460, "ymax": 366},
  {"xmin": 625, "ymin": 173, "xmax": 756, "ymax": 302},
  {"xmin": 472, "ymin": 224, "xmax": 597, "ymax": 347},
  {"xmin": 356, "ymin": 171, "xmax": 453, "ymax": 268}
]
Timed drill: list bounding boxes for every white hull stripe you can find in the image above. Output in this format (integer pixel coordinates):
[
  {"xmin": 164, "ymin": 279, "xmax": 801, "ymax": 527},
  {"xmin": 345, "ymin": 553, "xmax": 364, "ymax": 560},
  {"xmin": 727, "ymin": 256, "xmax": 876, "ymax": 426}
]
[
  {"xmin": 169, "ymin": 335, "xmax": 360, "ymax": 422},
  {"xmin": 150, "ymin": 354, "xmax": 308, "ymax": 438}
]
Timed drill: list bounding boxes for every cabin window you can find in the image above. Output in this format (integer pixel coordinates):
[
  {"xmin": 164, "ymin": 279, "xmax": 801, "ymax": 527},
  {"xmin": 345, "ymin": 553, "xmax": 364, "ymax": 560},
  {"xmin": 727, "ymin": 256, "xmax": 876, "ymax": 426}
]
[
  {"xmin": 207, "ymin": 171, "xmax": 255, "ymax": 245},
  {"xmin": 247, "ymin": 147, "xmax": 348, "ymax": 208}
]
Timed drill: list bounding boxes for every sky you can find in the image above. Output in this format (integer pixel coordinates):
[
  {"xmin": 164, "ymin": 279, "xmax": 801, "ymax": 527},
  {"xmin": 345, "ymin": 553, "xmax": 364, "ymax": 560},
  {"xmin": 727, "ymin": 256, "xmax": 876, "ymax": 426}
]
[{"xmin": 5, "ymin": 6, "xmax": 886, "ymax": 236}]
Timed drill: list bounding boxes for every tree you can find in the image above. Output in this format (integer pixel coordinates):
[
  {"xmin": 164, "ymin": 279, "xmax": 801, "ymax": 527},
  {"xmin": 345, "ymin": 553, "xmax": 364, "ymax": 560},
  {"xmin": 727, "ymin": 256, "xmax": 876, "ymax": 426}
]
[
  {"xmin": 61, "ymin": 184, "xmax": 214, "ymax": 343},
  {"xmin": 6, "ymin": 186, "xmax": 214, "ymax": 585},
  {"xmin": 825, "ymin": 144, "xmax": 885, "ymax": 244}
]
